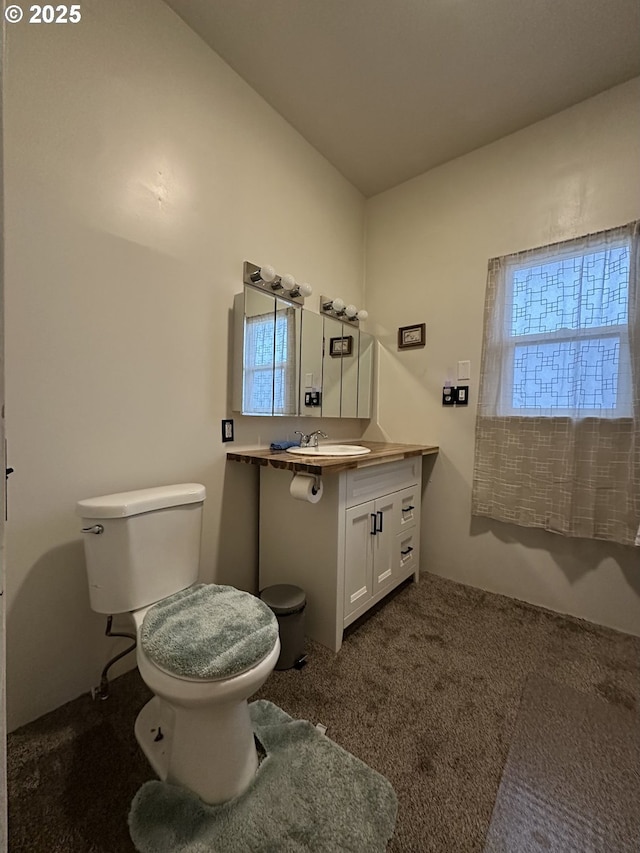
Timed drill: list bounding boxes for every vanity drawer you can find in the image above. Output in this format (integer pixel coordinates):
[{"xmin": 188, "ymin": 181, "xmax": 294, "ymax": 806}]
[
  {"xmin": 345, "ymin": 458, "xmax": 421, "ymax": 508},
  {"xmin": 397, "ymin": 530, "xmax": 418, "ymax": 575},
  {"xmin": 398, "ymin": 486, "xmax": 420, "ymax": 532}
]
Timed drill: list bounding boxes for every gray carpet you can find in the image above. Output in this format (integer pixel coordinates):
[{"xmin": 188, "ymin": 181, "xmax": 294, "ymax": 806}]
[
  {"xmin": 129, "ymin": 700, "xmax": 397, "ymax": 852},
  {"xmin": 8, "ymin": 573, "xmax": 640, "ymax": 852}
]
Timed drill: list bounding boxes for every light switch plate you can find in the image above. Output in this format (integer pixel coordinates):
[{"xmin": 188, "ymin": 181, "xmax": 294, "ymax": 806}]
[
  {"xmin": 457, "ymin": 360, "xmax": 471, "ymax": 381},
  {"xmin": 456, "ymin": 386, "xmax": 469, "ymax": 405}
]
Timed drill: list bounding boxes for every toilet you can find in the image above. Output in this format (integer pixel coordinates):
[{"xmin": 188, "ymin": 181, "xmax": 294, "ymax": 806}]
[{"xmin": 76, "ymin": 483, "xmax": 280, "ymax": 804}]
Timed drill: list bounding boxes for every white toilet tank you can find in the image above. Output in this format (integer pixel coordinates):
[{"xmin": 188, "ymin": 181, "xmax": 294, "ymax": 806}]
[{"xmin": 76, "ymin": 483, "xmax": 206, "ymax": 615}]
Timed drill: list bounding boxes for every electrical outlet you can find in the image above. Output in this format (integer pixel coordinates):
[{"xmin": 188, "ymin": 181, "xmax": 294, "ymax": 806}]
[
  {"xmin": 304, "ymin": 391, "xmax": 322, "ymax": 407},
  {"xmin": 442, "ymin": 386, "xmax": 456, "ymax": 406},
  {"xmin": 221, "ymin": 419, "xmax": 234, "ymax": 442}
]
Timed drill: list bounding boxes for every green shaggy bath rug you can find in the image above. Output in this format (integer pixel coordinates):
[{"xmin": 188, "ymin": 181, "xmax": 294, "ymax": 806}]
[{"xmin": 129, "ymin": 700, "xmax": 397, "ymax": 853}]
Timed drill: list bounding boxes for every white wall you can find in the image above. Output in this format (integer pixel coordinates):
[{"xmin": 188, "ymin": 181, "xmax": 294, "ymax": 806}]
[
  {"xmin": 365, "ymin": 78, "xmax": 640, "ymax": 636},
  {"xmin": 4, "ymin": 0, "xmax": 366, "ymax": 730}
]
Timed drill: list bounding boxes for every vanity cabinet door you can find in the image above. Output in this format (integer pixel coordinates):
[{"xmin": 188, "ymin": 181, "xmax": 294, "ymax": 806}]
[
  {"xmin": 371, "ymin": 495, "xmax": 396, "ymax": 594},
  {"xmin": 344, "ymin": 493, "xmax": 400, "ymax": 620},
  {"xmin": 344, "ymin": 501, "xmax": 375, "ymax": 620}
]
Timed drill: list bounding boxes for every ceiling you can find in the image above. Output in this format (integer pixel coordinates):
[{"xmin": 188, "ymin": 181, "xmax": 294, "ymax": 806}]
[{"xmin": 164, "ymin": 0, "xmax": 640, "ymax": 197}]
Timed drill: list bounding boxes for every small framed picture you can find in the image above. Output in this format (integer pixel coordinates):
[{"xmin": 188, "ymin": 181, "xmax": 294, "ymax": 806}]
[
  {"xmin": 398, "ymin": 323, "xmax": 426, "ymax": 350},
  {"xmin": 329, "ymin": 335, "xmax": 353, "ymax": 357}
]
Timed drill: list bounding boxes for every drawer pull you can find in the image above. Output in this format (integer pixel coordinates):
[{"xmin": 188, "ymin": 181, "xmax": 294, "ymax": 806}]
[
  {"xmin": 401, "ymin": 546, "xmax": 414, "ymax": 556},
  {"xmin": 402, "ymin": 505, "xmax": 415, "ymax": 512},
  {"xmin": 370, "ymin": 513, "xmax": 377, "ymax": 535}
]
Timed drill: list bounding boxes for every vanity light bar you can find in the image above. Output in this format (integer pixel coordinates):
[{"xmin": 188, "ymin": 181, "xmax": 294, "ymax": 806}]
[
  {"xmin": 243, "ymin": 261, "xmax": 313, "ymax": 306},
  {"xmin": 320, "ymin": 295, "xmax": 369, "ymax": 327}
]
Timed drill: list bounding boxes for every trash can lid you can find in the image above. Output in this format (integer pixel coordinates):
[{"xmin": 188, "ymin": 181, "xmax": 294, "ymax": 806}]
[{"xmin": 260, "ymin": 584, "xmax": 306, "ymax": 615}]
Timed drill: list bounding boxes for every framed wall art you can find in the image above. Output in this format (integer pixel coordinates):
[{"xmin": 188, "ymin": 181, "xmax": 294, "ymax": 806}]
[
  {"xmin": 329, "ymin": 335, "xmax": 353, "ymax": 357},
  {"xmin": 398, "ymin": 323, "xmax": 426, "ymax": 349}
]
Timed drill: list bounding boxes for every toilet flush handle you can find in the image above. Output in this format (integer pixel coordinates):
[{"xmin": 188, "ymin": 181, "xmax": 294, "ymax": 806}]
[{"xmin": 82, "ymin": 524, "xmax": 104, "ymax": 534}]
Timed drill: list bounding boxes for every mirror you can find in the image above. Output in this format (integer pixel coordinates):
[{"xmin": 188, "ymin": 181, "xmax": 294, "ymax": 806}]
[
  {"xmin": 232, "ymin": 288, "xmax": 301, "ymax": 416},
  {"xmin": 357, "ymin": 331, "xmax": 374, "ymax": 418},
  {"xmin": 233, "ymin": 286, "xmax": 373, "ymax": 418},
  {"xmin": 321, "ymin": 316, "xmax": 344, "ymax": 417},
  {"xmin": 239, "ymin": 287, "xmax": 275, "ymax": 415},
  {"xmin": 274, "ymin": 297, "xmax": 300, "ymax": 416},
  {"xmin": 340, "ymin": 324, "xmax": 359, "ymax": 418},
  {"xmin": 319, "ymin": 320, "xmax": 374, "ymax": 418},
  {"xmin": 299, "ymin": 311, "xmax": 324, "ymax": 416}
]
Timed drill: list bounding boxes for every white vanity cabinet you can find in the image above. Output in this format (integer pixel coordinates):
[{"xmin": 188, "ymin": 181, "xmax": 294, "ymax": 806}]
[
  {"xmin": 344, "ymin": 483, "xmax": 420, "ymax": 623},
  {"xmin": 259, "ymin": 456, "xmax": 422, "ymax": 652}
]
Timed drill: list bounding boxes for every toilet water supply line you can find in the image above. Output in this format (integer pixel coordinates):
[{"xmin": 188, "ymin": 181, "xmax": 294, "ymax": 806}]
[{"xmin": 92, "ymin": 615, "xmax": 137, "ymax": 701}]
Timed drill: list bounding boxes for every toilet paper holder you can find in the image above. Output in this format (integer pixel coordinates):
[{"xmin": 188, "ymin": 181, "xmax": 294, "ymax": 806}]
[
  {"xmin": 301, "ymin": 474, "xmax": 322, "ymax": 494},
  {"xmin": 289, "ymin": 471, "xmax": 323, "ymax": 503},
  {"xmin": 292, "ymin": 472, "xmax": 321, "ymax": 491}
]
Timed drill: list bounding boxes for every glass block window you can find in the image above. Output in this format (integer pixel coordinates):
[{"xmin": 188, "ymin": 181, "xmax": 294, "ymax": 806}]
[{"xmin": 499, "ymin": 241, "xmax": 633, "ymax": 417}]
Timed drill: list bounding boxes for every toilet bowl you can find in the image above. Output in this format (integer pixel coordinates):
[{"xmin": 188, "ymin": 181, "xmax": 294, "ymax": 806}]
[
  {"xmin": 76, "ymin": 484, "xmax": 280, "ymax": 804},
  {"xmin": 134, "ymin": 615, "xmax": 280, "ymax": 803},
  {"xmin": 131, "ymin": 586, "xmax": 280, "ymax": 803}
]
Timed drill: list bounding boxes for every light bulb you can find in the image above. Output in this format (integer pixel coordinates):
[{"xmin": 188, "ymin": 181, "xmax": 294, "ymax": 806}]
[
  {"xmin": 332, "ymin": 298, "xmax": 345, "ymax": 313},
  {"xmin": 345, "ymin": 304, "xmax": 357, "ymax": 318},
  {"xmin": 260, "ymin": 264, "xmax": 276, "ymax": 284},
  {"xmin": 298, "ymin": 282, "xmax": 313, "ymax": 298},
  {"xmin": 356, "ymin": 309, "xmax": 368, "ymax": 321},
  {"xmin": 280, "ymin": 273, "xmax": 296, "ymax": 291}
]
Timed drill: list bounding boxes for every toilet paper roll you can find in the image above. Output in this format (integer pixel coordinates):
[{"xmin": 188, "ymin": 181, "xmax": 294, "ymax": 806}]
[{"xmin": 289, "ymin": 473, "xmax": 323, "ymax": 503}]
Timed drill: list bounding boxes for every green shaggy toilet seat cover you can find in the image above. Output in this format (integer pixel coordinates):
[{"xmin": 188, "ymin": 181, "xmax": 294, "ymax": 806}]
[{"xmin": 140, "ymin": 584, "xmax": 279, "ymax": 680}]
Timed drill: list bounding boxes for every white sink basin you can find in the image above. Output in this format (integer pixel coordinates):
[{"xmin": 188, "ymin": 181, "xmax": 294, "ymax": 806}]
[{"xmin": 287, "ymin": 444, "xmax": 372, "ymax": 457}]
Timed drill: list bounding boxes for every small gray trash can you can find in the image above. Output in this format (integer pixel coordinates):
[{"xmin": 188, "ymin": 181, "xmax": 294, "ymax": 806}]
[{"xmin": 260, "ymin": 584, "xmax": 306, "ymax": 670}]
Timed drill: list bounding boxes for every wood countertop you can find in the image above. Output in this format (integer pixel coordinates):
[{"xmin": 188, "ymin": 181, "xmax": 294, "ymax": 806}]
[{"xmin": 226, "ymin": 441, "xmax": 439, "ymax": 475}]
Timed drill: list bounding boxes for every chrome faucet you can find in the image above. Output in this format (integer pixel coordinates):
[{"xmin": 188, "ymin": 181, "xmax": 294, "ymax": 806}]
[
  {"xmin": 294, "ymin": 431, "xmax": 311, "ymax": 447},
  {"xmin": 308, "ymin": 430, "xmax": 328, "ymax": 448},
  {"xmin": 294, "ymin": 430, "xmax": 328, "ymax": 448}
]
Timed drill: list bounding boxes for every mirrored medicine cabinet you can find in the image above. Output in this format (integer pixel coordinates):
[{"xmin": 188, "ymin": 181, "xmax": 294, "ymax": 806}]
[{"xmin": 232, "ymin": 285, "xmax": 374, "ymax": 418}]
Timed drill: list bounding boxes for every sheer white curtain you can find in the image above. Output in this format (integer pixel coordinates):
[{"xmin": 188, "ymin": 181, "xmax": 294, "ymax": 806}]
[{"xmin": 472, "ymin": 221, "xmax": 640, "ymax": 546}]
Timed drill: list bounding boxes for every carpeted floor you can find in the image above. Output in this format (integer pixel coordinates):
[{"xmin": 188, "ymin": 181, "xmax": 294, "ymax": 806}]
[
  {"xmin": 8, "ymin": 573, "xmax": 640, "ymax": 853},
  {"xmin": 484, "ymin": 675, "xmax": 640, "ymax": 852}
]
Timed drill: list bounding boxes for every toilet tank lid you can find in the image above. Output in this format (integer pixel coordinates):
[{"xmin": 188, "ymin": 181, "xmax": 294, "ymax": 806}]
[{"xmin": 76, "ymin": 483, "xmax": 206, "ymax": 519}]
